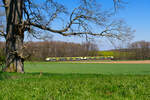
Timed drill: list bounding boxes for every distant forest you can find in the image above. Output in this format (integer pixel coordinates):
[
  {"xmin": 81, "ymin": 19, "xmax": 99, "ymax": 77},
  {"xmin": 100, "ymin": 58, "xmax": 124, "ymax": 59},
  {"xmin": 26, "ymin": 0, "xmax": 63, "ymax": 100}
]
[
  {"xmin": 0, "ymin": 41, "xmax": 98, "ymax": 61},
  {"xmin": 0, "ymin": 40, "xmax": 150, "ymax": 61}
]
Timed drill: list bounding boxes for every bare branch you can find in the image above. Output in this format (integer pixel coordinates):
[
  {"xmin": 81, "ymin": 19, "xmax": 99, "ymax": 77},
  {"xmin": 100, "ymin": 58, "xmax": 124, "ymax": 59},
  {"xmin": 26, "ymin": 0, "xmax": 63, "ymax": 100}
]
[
  {"xmin": 0, "ymin": 0, "xmax": 8, "ymax": 8},
  {"xmin": 23, "ymin": 5, "xmax": 30, "ymax": 22},
  {"xmin": 25, "ymin": 22, "xmax": 64, "ymax": 33},
  {"xmin": 25, "ymin": 21, "xmax": 130, "ymax": 40},
  {"xmin": 25, "ymin": 13, "xmax": 99, "ymax": 33},
  {"xmin": 113, "ymin": 0, "xmax": 126, "ymax": 11},
  {"xmin": 58, "ymin": 31, "xmax": 119, "ymax": 38},
  {"xmin": 0, "ymin": 30, "xmax": 6, "ymax": 38}
]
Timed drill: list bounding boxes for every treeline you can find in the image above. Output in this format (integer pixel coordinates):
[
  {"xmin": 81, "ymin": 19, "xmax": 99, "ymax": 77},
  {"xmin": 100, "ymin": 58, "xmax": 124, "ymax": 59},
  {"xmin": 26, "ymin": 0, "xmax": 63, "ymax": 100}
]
[
  {"xmin": 0, "ymin": 40, "xmax": 150, "ymax": 61},
  {"xmin": 24, "ymin": 41, "xmax": 99, "ymax": 61},
  {"xmin": 101, "ymin": 41, "xmax": 150, "ymax": 60},
  {"xmin": 127, "ymin": 41, "xmax": 150, "ymax": 60}
]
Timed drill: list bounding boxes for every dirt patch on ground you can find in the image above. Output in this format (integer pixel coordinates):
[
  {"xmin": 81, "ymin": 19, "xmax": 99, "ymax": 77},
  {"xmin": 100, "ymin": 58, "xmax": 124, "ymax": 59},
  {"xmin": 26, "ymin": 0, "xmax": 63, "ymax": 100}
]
[{"xmin": 78, "ymin": 60, "xmax": 150, "ymax": 64}]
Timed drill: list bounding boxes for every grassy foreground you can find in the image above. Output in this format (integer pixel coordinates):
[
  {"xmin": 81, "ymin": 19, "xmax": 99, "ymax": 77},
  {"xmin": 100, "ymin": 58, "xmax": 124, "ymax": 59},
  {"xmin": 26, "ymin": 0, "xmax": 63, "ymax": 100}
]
[{"xmin": 0, "ymin": 62, "xmax": 150, "ymax": 100}]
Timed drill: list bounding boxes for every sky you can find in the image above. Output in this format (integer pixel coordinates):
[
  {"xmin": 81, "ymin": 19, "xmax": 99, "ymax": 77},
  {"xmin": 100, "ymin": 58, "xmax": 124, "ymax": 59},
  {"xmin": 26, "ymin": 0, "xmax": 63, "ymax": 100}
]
[
  {"xmin": 115, "ymin": 0, "xmax": 150, "ymax": 42},
  {"xmin": 51, "ymin": 0, "xmax": 150, "ymax": 50},
  {"xmin": 1, "ymin": 0, "xmax": 150, "ymax": 50},
  {"xmin": 99, "ymin": 0, "xmax": 150, "ymax": 49}
]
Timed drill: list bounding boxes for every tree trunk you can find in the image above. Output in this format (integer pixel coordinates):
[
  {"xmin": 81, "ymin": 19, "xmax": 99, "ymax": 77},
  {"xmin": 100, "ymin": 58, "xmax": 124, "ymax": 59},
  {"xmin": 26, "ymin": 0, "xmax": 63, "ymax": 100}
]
[{"xmin": 3, "ymin": 0, "xmax": 24, "ymax": 73}]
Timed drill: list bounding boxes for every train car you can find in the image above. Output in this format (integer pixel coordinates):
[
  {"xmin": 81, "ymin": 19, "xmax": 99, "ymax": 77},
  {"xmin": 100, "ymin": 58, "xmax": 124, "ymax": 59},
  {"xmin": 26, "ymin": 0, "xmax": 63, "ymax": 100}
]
[{"xmin": 45, "ymin": 56, "xmax": 114, "ymax": 62}]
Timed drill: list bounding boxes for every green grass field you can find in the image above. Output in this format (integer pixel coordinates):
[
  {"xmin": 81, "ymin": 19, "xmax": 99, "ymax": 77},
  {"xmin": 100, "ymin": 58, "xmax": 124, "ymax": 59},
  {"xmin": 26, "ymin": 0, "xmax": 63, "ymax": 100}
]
[
  {"xmin": 0, "ymin": 62, "xmax": 150, "ymax": 100},
  {"xmin": 25, "ymin": 62, "xmax": 150, "ymax": 75}
]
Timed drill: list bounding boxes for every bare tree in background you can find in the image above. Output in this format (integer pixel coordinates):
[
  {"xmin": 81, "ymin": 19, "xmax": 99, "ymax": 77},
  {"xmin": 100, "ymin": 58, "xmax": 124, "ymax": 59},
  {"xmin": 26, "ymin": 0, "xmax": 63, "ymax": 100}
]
[
  {"xmin": 129, "ymin": 41, "xmax": 150, "ymax": 60},
  {"xmin": 0, "ymin": 0, "xmax": 134, "ymax": 73}
]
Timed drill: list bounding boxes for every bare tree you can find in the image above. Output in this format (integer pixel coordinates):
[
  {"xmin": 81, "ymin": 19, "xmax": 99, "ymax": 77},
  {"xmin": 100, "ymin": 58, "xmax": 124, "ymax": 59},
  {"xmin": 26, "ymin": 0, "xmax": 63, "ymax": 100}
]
[
  {"xmin": 128, "ymin": 41, "xmax": 150, "ymax": 60},
  {"xmin": 0, "ymin": 0, "xmax": 133, "ymax": 73}
]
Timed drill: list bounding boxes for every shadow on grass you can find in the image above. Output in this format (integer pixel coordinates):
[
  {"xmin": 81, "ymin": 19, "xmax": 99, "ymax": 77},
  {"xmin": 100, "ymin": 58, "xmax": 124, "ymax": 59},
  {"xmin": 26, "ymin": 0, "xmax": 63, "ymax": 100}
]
[
  {"xmin": 1, "ymin": 71, "xmax": 149, "ymax": 81},
  {"xmin": 0, "ymin": 71, "xmax": 106, "ymax": 80}
]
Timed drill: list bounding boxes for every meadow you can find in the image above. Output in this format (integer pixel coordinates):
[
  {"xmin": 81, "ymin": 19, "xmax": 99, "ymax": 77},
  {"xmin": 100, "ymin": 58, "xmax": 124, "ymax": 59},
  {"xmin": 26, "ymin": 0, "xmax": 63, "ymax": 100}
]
[
  {"xmin": 0, "ymin": 62, "xmax": 150, "ymax": 100},
  {"xmin": 25, "ymin": 62, "xmax": 150, "ymax": 75}
]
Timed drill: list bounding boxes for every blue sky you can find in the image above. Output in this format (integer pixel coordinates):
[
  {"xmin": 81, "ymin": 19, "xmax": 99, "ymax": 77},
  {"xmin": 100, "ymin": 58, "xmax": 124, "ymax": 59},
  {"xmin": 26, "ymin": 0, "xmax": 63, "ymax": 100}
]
[
  {"xmin": 93, "ymin": 0, "xmax": 150, "ymax": 42},
  {"xmin": 116, "ymin": 0, "xmax": 150, "ymax": 41},
  {"xmin": 51, "ymin": 0, "xmax": 150, "ymax": 50},
  {"xmin": 102, "ymin": 0, "xmax": 150, "ymax": 42},
  {"xmin": 1, "ymin": 0, "xmax": 150, "ymax": 50}
]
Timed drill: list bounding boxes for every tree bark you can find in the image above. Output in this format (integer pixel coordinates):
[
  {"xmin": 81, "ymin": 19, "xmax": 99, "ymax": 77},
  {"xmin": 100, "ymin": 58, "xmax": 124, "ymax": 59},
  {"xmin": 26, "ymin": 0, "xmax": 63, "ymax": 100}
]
[{"xmin": 3, "ymin": 0, "xmax": 24, "ymax": 73}]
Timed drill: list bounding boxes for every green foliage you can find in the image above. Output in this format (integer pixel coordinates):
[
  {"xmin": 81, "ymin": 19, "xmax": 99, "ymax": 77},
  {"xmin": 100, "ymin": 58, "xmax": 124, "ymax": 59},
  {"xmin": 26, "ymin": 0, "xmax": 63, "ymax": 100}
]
[
  {"xmin": 98, "ymin": 51, "xmax": 137, "ymax": 60},
  {"xmin": 113, "ymin": 51, "xmax": 135, "ymax": 60},
  {"xmin": 0, "ymin": 73, "xmax": 150, "ymax": 100},
  {"xmin": 98, "ymin": 51, "xmax": 115, "ymax": 56}
]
